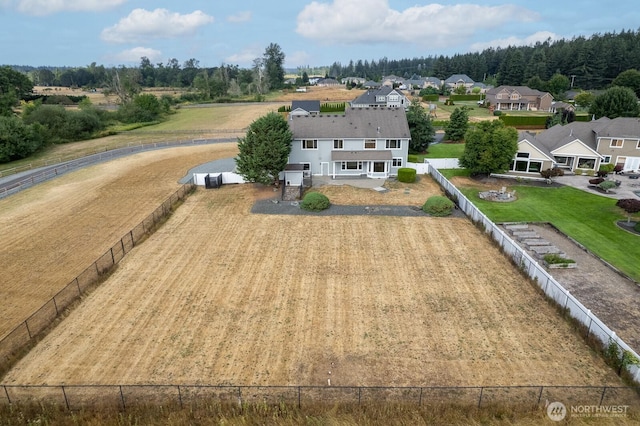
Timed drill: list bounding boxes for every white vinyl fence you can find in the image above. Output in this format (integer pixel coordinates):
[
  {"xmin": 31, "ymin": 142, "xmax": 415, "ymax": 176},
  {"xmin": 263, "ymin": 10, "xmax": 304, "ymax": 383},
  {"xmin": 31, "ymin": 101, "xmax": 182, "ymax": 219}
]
[
  {"xmin": 425, "ymin": 163, "xmax": 640, "ymax": 383},
  {"xmin": 193, "ymin": 172, "xmax": 246, "ymax": 186}
]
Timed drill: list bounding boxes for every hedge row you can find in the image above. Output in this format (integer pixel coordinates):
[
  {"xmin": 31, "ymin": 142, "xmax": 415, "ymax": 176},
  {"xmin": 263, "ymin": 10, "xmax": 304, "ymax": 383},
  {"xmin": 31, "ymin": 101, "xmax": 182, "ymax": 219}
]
[
  {"xmin": 449, "ymin": 94, "xmax": 484, "ymax": 101},
  {"xmin": 498, "ymin": 115, "xmax": 549, "ymax": 126}
]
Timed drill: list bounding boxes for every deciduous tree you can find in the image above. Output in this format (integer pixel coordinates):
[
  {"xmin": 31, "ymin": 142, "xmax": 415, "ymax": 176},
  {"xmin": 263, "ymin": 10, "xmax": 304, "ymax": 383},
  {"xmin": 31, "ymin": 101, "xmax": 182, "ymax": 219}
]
[
  {"xmin": 459, "ymin": 120, "xmax": 518, "ymax": 175},
  {"xmin": 589, "ymin": 86, "xmax": 640, "ymax": 119},
  {"xmin": 236, "ymin": 112, "xmax": 293, "ymax": 186}
]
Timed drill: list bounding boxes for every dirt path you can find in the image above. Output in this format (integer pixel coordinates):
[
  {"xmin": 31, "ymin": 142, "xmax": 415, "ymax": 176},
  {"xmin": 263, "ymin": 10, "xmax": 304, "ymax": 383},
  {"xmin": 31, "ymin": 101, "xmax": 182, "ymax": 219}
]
[{"xmin": 2, "ymin": 180, "xmax": 622, "ymax": 388}]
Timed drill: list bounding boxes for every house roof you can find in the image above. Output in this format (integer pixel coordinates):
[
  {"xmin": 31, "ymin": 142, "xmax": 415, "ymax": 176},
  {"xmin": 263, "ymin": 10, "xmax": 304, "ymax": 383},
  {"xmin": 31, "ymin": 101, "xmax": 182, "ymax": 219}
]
[
  {"xmin": 486, "ymin": 85, "xmax": 551, "ymax": 98},
  {"xmin": 444, "ymin": 74, "xmax": 474, "ymax": 84},
  {"xmin": 363, "ymin": 80, "xmax": 381, "ymax": 88},
  {"xmin": 594, "ymin": 117, "xmax": 640, "ymax": 139},
  {"xmin": 517, "ymin": 117, "xmax": 640, "ymax": 157},
  {"xmin": 350, "ymin": 86, "xmax": 406, "ymax": 106},
  {"xmin": 291, "ymin": 100, "xmax": 320, "ymax": 113},
  {"xmin": 289, "ymin": 106, "xmax": 410, "ymax": 139}
]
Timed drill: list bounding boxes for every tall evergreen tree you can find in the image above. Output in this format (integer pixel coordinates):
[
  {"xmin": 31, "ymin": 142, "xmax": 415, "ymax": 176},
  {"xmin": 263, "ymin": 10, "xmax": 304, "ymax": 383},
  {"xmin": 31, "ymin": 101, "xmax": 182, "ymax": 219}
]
[
  {"xmin": 444, "ymin": 107, "xmax": 469, "ymax": 142},
  {"xmin": 406, "ymin": 99, "xmax": 435, "ymax": 154},
  {"xmin": 235, "ymin": 112, "xmax": 293, "ymax": 186},
  {"xmin": 589, "ymin": 86, "xmax": 640, "ymax": 119}
]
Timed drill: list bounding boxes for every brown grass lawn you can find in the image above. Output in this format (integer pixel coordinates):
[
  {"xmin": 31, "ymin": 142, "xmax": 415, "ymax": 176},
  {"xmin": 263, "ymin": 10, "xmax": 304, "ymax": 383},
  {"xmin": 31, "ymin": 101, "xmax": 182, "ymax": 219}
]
[{"xmin": 0, "ymin": 144, "xmax": 625, "ymax": 390}]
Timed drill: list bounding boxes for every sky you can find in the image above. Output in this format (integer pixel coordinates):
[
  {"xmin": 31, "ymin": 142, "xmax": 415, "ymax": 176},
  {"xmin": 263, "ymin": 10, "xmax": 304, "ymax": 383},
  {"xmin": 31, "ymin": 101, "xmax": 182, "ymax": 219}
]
[{"xmin": 1, "ymin": 0, "xmax": 638, "ymax": 70}]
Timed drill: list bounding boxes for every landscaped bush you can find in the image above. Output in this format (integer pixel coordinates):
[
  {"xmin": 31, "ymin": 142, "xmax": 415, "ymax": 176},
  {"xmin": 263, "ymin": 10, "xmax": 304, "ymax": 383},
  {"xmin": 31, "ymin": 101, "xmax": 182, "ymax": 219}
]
[
  {"xmin": 407, "ymin": 154, "xmax": 418, "ymax": 163},
  {"xmin": 493, "ymin": 110, "xmax": 502, "ymax": 116},
  {"xmin": 422, "ymin": 195, "xmax": 454, "ymax": 216},
  {"xmin": 599, "ymin": 163, "xmax": 615, "ymax": 175},
  {"xmin": 397, "ymin": 167, "xmax": 416, "ymax": 183},
  {"xmin": 540, "ymin": 167, "xmax": 564, "ymax": 179},
  {"xmin": 543, "ymin": 253, "xmax": 576, "ymax": 265},
  {"xmin": 589, "ymin": 177, "xmax": 605, "ymax": 185},
  {"xmin": 634, "ymin": 222, "xmax": 640, "ymax": 233},
  {"xmin": 597, "ymin": 180, "xmax": 617, "ymax": 192},
  {"xmin": 300, "ymin": 192, "xmax": 330, "ymax": 211}
]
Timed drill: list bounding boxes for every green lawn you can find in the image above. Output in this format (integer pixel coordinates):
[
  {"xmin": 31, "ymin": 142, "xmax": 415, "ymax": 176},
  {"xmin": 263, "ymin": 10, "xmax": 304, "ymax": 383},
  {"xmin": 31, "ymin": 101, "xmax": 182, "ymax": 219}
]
[
  {"xmin": 452, "ymin": 181, "xmax": 640, "ymax": 282},
  {"xmin": 424, "ymin": 143, "xmax": 465, "ymax": 159}
]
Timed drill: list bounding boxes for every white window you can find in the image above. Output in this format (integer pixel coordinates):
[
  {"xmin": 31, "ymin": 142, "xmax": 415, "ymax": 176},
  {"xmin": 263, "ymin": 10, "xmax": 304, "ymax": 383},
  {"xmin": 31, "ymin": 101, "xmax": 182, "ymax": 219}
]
[
  {"xmin": 364, "ymin": 139, "xmax": 376, "ymax": 149},
  {"xmin": 392, "ymin": 158, "xmax": 403, "ymax": 167},
  {"xmin": 341, "ymin": 161, "xmax": 363, "ymax": 170},
  {"xmin": 610, "ymin": 139, "xmax": 623, "ymax": 148},
  {"xmin": 333, "ymin": 139, "xmax": 343, "ymax": 149},
  {"xmin": 603, "ymin": 156, "xmax": 612, "ymax": 163},
  {"xmin": 302, "ymin": 139, "xmax": 317, "ymax": 150},
  {"xmin": 386, "ymin": 139, "xmax": 401, "ymax": 149}
]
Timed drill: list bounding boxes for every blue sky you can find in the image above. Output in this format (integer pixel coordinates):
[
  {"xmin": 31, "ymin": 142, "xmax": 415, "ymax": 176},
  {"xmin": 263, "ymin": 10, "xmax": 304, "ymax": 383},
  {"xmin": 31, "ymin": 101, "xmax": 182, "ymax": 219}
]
[{"xmin": 1, "ymin": 0, "xmax": 638, "ymax": 69}]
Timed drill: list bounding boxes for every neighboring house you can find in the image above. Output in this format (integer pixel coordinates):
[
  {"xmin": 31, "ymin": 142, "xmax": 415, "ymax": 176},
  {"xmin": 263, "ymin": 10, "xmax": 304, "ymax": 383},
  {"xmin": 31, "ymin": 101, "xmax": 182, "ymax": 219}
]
[
  {"xmin": 423, "ymin": 77, "xmax": 442, "ymax": 89},
  {"xmin": 350, "ymin": 85, "xmax": 410, "ymax": 109},
  {"xmin": 486, "ymin": 86, "xmax": 554, "ymax": 111},
  {"xmin": 471, "ymin": 82, "xmax": 490, "ymax": 93},
  {"xmin": 381, "ymin": 74, "xmax": 405, "ymax": 87},
  {"xmin": 343, "ymin": 76, "xmax": 366, "ymax": 86},
  {"xmin": 363, "ymin": 80, "xmax": 382, "ymax": 89},
  {"xmin": 316, "ymin": 78, "xmax": 341, "ymax": 87},
  {"xmin": 444, "ymin": 74, "xmax": 475, "ymax": 91},
  {"xmin": 509, "ymin": 117, "xmax": 640, "ymax": 175},
  {"xmin": 290, "ymin": 100, "xmax": 321, "ymax": 116},
  {"xmin": 287, "ymin": 106, "xmax": 410, "ymax": 179}
]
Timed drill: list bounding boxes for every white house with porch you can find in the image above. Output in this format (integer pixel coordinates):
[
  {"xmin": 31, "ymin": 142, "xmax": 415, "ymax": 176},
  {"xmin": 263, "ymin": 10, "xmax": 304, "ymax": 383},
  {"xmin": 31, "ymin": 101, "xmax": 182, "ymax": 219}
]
[{"xmin": 287, "ymin": 106, "xmax": 410, "ymax": 179}]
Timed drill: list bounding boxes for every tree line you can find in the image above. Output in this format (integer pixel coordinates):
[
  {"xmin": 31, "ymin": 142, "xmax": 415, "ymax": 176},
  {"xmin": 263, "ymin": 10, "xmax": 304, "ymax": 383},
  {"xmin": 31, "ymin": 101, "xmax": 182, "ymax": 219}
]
[{"xmin": 324, "ymin": 29, "xmax": 640, "ymax": 91}]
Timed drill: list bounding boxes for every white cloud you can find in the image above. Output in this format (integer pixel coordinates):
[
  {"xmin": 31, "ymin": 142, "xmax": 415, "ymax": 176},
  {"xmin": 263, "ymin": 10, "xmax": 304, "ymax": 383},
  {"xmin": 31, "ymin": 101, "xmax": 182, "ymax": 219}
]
[
  {"xmin": 296, "ymin": 0, "xmax": 539, "ymax": 49},
  {"xmin": 469, "ymin": 31, "xmax": 559, "ymax": 52},
  {"xmin": 286, "ymin": 51, "xmax": 312, "ymax": 68},
  {"xmin": 225, "ymin": 46, "xmax": 262, "ymax": 67},
  {"xmin": 101, "ymin": 8, "xmax": 214, "ymax": 44},
  {"xmin": 227, "ymin": 10, "xmax": 251, "ymax": 23},
  {"xmin": 10, "ymin": 0, "xmax": 127, "ymax": 16},
  {"xmin": 108, "ymin": 46, "xmax": 163, "ymax": 64}
]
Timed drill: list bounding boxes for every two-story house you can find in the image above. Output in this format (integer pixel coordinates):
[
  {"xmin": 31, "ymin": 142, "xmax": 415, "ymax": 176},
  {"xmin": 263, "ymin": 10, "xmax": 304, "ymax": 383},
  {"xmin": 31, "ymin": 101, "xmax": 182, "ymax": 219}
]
[
  {"xmin": 350, "ymin": 86, "xmax": 410, "ymax": 109},
  {"xmin": 443, "ymin": 74, "xmax": 475, "ymax": 92},
  {"xmin": 287, "ymin": 106, "xmax": 410, "ymax": 179},
  {"xmin": 509, "ymin": 117, "xmax": 640, "ymax": 175},
  {"xmin": 486, "ymin": 86, "xmax": 553, "ymax": 111}
]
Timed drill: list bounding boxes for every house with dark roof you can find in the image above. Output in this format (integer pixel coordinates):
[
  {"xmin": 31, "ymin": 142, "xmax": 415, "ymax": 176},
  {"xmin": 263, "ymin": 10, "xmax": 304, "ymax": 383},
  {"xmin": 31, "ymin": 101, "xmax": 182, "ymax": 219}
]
[
  {"xmin": 350, "ymin": 86, "xmax": 409, "ymax": 109},
  {"xmin": 316, "ymin": 78, "xmax": 340, "ymax": 87},
  {"xmin": 287, "ymin": 106, "xmax": 410, "ymax": 179},
  {"xmin": 444, "ymin": 74, "xmax": 475, "ymax": 91},
  {"xmin": 290, "ymin": 100, "xmax": 321, "ymax": 116},
  {"xmin": 510, "ymin": 117, "xmax": 640, "ymax": 175},
  {"xmin": 486, "ymin": 85, "xmax": 553, "ymax": 111}
]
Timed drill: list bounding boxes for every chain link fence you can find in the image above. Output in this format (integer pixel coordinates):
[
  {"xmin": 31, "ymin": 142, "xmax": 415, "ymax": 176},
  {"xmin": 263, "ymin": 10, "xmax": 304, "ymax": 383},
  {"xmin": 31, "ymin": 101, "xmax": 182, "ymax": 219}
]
[
  {"xmin": 0, "ymin": 182, "xmax": 195, "ymax": 371},
  {"xmin": 1, "ymin": 384, "xmax": 638, "ymax": 411}
]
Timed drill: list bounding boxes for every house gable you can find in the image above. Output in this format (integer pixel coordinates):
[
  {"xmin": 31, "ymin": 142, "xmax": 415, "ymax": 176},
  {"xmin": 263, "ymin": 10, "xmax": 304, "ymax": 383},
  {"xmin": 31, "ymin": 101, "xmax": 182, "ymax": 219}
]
[
  {"xmin": 518, "ymin": 139, "xmax": 554, "ymax": 162},
  {"xmin": 551, "ymin": 140, "xmax": 602, "ymax": 158}
]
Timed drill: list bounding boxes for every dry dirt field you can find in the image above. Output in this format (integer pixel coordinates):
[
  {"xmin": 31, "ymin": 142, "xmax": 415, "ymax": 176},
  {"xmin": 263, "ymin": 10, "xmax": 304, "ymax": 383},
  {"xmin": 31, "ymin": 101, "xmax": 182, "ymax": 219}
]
[
  {"xmin": 0, "ymin": 146, "xmax": 625, "ymax": 388},
  {"xmin": 0, "ymin": 143, "xmax": 239, "ymax": 340}
]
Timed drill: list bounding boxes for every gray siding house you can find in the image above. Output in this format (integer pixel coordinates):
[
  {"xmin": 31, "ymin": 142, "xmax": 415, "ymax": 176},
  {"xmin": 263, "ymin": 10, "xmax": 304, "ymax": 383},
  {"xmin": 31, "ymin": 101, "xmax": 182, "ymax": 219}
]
[
  {"xmin": 288, "ymin": 107, "xmax": 410, "ymax": 179},
  {"xmin": 350, "ymin": 85, "xmax": 409, "ymax": 109}
]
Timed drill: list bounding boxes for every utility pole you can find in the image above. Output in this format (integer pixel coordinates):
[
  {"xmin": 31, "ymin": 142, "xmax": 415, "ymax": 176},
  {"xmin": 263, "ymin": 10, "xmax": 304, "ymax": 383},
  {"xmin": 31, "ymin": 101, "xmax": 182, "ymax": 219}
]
[{"xmin": 570, "ymin": 75, "xmax": 576, "ymax": 88}]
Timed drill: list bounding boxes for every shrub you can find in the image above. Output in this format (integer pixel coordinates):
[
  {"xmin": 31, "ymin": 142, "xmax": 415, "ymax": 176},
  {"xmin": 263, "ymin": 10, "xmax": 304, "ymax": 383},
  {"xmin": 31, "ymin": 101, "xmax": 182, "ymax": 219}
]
[
  {"xmin": 597, "ymin": 180, "xmax": 617, "ymax": 192},
  {"xmin": 493, "ymin": 110, "xmax": 502, "ymax": 116},
  {"xmin": 586, "ymin": 169, "xmax": 595, "ymax": 176},
  {"xmin": 614, "ymin": 164, "xmax": 623, "ymax": 174},
  {"xmin": 574, "ymin": 168, "xmax": 583, "ymax": 175},
  {"xmin": 599, "ymin": 163, "xmax": 615, "ymax": 174},
  {"xmin": 300, "ymin": 192, "xmax": 330, "ymax": 211},
  {"xmin": 540, "ymin": 167, "xmax": 564, "ymax": 179},
  {"xmin": 543, "ymin": 253, "xmax": 576, "ymax": 265},
  {"xmin": 422, "ymin": 196, "xmax": 454, "ymax": 217},
  {"xmin": 589, "ymin": 177, "xmax": 605, "ymax": 185},
  {"xmin": 407, "ymin": 154, "xmax": 418, "ymax": 163},
  {"xmin": 634, "ymin": 222, "xmax": 640, "ymax": 233},
  {"xmin": 397, "ymin": 168, "xmax": 417, "ymax": 183}
]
